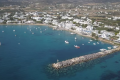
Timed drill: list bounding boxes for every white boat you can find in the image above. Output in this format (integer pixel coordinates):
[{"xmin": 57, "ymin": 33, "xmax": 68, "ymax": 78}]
[
  {"xmin": 82, "ymin": 44, "xmax": 84, "ymax": 45},
  {"xmin": 108, "ymin": 47, "xmax": 111, "ymax": 50},
  {"xmin": 75, "ymin": 37, "xmax": 77, "ymax": 40},
  {"xmin": 32, "ymin": 32, "xmax": 34, "ymax": 34},
  {"xmin": 100, "ymin": 49, "xmax": 106, "ymax": 52},
  {"xmin": 36, "ymin": 28, "xmax": 37, "ymax": 29},
  {"xmin": 2, "ymin": 31, "xmax": 4, "ymax": 32},
  {"xmin": 71, "ymin": 33, "xmax": 75, "ymax": 34},
  {"xmin": 93, "ymin": 43, "xmax": 96, "ymax": 45},
  {"xmin": 65, "ymin": 40, "xmax": 69, "ymax": 44},
  {"xmin": 88, "ymin": 42, "xmax": 90, "ymax": 43},
  {"xmin": 97, "ymin": 42, "xmax": 99, "ymax": 44},
  {"xmin": 30, "ymin": 29, "xmax": 31, "ymax": 31},
  {"xmin": 24, "ymin": 32, "xmax": 26, "ymax": 33},
  {"xmin": 90, "ymin": 40, "xmax": 92, "ymax": 41},
  {"xmin": 0, "ymin": 42, "xmax": 1, "ymax": 46},
  {"xmin": 74, "ymin": 45, "xmax": 80, "ymax": 48},
  {"xmin": 18, "ymin": 43, "xmax": 20, "ymax": 45},
  {"xmin": 40, "ymin": 31, "xmax": 42, "ymax": 33},
  {"xmin": 13, "ymin": 30, "xmax": 15, "ymax": 32},
  {"xmin": 113, "ymin": 46, "xmax": 118, "ymax": 49}
]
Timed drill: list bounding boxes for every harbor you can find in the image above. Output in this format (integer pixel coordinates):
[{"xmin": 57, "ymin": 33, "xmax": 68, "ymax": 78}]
[{"xmin": 52, "ymin": 46, "xmax": 120, "ymax": 69}]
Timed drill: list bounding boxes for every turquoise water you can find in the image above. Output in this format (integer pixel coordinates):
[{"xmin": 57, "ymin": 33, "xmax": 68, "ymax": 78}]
[{"xmin": 0, "ymin": 25, "xmax": 120, "ymax": 80}]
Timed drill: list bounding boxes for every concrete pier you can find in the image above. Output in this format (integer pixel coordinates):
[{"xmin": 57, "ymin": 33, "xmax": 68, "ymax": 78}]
[{"xmin": 52, "ymin": 47, "xmax": 120, "ymax": 69}]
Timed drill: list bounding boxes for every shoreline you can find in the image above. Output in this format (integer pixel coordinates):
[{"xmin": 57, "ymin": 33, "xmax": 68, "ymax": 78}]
[{"xmin": 0, "ymin": 23, "xmax": 118, "ymax": 45}]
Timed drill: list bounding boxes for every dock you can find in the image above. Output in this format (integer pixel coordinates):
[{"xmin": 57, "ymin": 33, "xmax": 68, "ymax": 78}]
[{"xmin": 52, "ymin": 47, "xmax": 120, "ymax": 69}]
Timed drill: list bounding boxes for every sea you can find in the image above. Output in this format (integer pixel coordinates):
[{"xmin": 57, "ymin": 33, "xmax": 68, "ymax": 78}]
[{"xmin": 0, "ymin": 25, "xmax": 120, "ymax": 80}]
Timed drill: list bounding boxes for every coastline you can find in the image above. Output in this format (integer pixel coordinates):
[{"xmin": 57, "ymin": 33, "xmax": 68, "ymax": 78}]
[{"xmin": 0, "ymin": 23, "xmax": 118, "ymax": 45}]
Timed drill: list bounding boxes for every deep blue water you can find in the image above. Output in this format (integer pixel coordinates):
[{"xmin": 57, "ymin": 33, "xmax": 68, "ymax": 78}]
[{"xmin": 0, "ymin": 25, "xmax": 120, "ymax": 80}]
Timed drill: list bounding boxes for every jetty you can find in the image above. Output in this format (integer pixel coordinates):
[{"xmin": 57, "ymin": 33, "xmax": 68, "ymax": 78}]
[{"xmin": 52, "ymin": 46, "xmax": 120, "ymax": 69}]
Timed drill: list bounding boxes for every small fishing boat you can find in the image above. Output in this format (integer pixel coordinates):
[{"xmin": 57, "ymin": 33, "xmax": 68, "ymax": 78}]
[
  {"xmin": 113, "ymin": 46, "xmax": 118, "ymax": 49},
  {"xmin": 13, "ymin": 30, "xmax": 15, "ymax": 32},
  {"xmin": 74, "ymin": 45, "xmax": 80, "ymax": 48},
  {"xmin": 97, "ymin": 42, "xmax": 99, "ymax": 44},
  {"xmin": 18, "ymin": 43, "xmax": 20, "ymax": 45},
  {"xmin": 75, "ymin": 37, "xmax": 77, "ymax": 40},
  {"xmin": 88, "ymin": 42, "xmax": 90, "ymax": 43},
  {"xmin": 32, "ymin": 32, "xmax": 34, "ymax": 34},
  {"xmin": 40, "ymin": 31, "xmax": 42, "ymax": 33},
  {"xmin": 93, "ymin": 43, "xmax": 96, "ymax": 45},
  {"xmin": 90, "ymin": 40, "xmax": 92, "ymax": 41},
  {"xmin": 65, "ymin": 40, "xmax": 69, "ymax": 44},
  {"xmin": 71, "ymin": 33, "xmax": 75, "ymax": 34},
  {"xmin": 82, "ymin": 44, "xmax": 84, "ymax": 45},
  {"xmin": 2, "ymin": 31, "xmax": 4, "ymax": 32},
  {"xmin": 100, "ymin": 49, "xmax": 106, "ymax": 52},
  {"xmin": 107, "ymin": 47, "xmax": 111, "ymax": 50}
]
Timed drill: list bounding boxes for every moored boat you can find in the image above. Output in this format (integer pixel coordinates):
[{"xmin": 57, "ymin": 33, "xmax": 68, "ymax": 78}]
[
  {"xmin": 71, "ymin": 33, "xmax": 75, "ymax": 34},
  {"xmin": 74, "ymin": 45, "xmax": 80, "ymax": 48},
  {"xmin": 100, "ymin": 49, "xmax": 106, "ymax": 51},
  {"xmin": 65, "ymin": 40, "xmax": 69, "ymax": 44}
]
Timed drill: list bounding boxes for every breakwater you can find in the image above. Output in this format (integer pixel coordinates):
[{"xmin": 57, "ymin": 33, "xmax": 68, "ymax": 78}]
[{"xmin": 52, "ymin": 46, "xmax": 120, "ymax": 69}]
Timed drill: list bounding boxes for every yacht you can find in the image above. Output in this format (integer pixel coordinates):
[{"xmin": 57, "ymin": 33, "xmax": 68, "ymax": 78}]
[
  {"xmin": 65, "ymin": 40, "xmax": 69, "ymax": 44},
  {"xmin": 74, "ymin": 45, "xmax": 80, "ymax": 48}
]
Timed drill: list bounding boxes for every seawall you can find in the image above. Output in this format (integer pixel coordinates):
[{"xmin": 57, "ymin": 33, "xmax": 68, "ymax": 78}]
[{"xmin": 52, "ymin": 47, "xmax": 120, "ymax": 69}]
